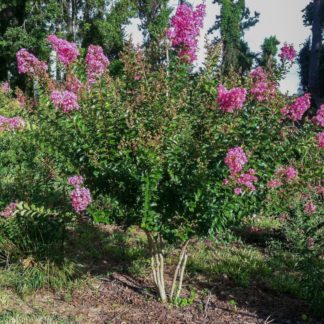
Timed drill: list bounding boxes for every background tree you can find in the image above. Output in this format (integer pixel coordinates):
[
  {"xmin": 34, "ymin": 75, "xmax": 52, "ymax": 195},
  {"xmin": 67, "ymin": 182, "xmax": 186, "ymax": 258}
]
[
  {"xmin": 80, "ymin": 0, "xmax": 137, "ymax": 59},
  {"xmin": 258, "ymin": 36, "xmax": 280, "ymax": 70},
  {"xmin": 209, "ymin": 0, "xmax": 259, "ymax": 75},
  {"xmin": 0, "ymin": 0, "xmax": 137, "ymax": 84},
  {"xmin": 136, "ymin": 0, "xmax": 172, "ymax": 66},
  {"xmin": 298, "ymin": 0, "xmax": 324, "ymax": 107},
  {"xmin": 0, "ymin": 0, "xmax": 61, "ymax": 86}
]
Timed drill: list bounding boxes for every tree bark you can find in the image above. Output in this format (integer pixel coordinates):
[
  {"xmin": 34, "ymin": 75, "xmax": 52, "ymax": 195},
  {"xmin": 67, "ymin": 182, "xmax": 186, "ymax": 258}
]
[{"xmin": 308, "ymin": 0, "xmax": 323, "ymax": 108}]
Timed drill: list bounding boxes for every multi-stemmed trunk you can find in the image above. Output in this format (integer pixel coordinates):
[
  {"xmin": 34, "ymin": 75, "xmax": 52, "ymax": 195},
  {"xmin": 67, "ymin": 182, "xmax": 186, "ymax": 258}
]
[{"xmin": 145, "ymin": 231, "xmax": 189, "ymax": 303}]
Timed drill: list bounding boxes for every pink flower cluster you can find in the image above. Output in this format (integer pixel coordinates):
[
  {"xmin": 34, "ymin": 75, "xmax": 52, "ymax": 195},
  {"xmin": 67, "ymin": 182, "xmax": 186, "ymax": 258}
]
[
  {"xmin": 224, "ymin": 147, "xmax": 248, "ymax": 175},
  {"xmin": 316, "ymin": 185, "xmax": 324, "ymax": 197},
  {"xmin": 304, "ymin": 201, "xmax": 316, "ymax": 215},
  {"xmin": 68, "ymin": 175, "xmax": 84, "ymax": 187},
  {"xmin": 312, "ymin": 105, "xmax": 324, "ymax": 127},
  {"xmin": 276, "ymin": 166, "xmax": 298, "ymax": 182},
  {"xmin": 15, "ymin": 89, "xmax": 26, "ymax": 108},
  {"xmin": 48, "ymin": 35, "xmax": 79, "ymax": 66},
  {"xmin": 223, "ymin": 147, "xmax": 258, "ymax": 195},
  {"xmin": 217, "ymin": 84, "xmax": 247, "ymax": 113},
  {"xmin": 279, "ymin": 43, "xmax": 296, "ymax": 62},
  {"xmin": 267, "ymin": 166, "xmax": 298, "ymax": 188},
  {"xmin": 68, "ymin": 176, "xmax": 92, "ymax": 213},
  {"xmin": 0, "ymin": 115, "xmax": 25, "ymax": 131},
  {"xmin": 16, "ymin": 48, "xmax": 48, "ymax": 75},
  {"xmin": 85, "ymin": 45, "xmax": 109, "ymax": 84},
  {"xmin": 0, "ymin": 81, "xmax": 10, "ymax": 94},
  {"xmin": 250, "ymin": 67, "xmax": 277, "ymax": 102},
  {"xmin": 266, "ymin": 179, "xmax": 282, "ymax": 189},
  {"xmin": 0, "ymin": 203, "xmax": 17, "ymax": 218},
  {"xmin": 236, "ymin": 169, "xmax": 258, "ymax": 192},
  {"xmin": 316, "ymin": 132, "xmax": 324, "ymax": 148},
  {"xmin": 280, "ymin": 93, "xmax": 311, "ymax": 121},
  {"xmin": 66, "ymin": 75, "xmax": 83, "ymax": 94},
  {"xmin": 70, "ymin": 187, "xmax": 92, "ymax": 213},
  {"xmin": 167, "ymin": 3, "xmax": 206, "ymax": 63},
  {"xmin": 50, "ymin": 90, "xmax": 79, "ymax": 113}
]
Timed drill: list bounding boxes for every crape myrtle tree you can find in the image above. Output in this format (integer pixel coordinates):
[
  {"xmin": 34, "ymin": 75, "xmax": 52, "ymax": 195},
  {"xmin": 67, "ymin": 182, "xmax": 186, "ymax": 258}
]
[
  {"xmin": 209, "ymin": 0, "xmax": 260, "ymax": 75},
  {"xmin": 0, "ymin": 2, "xmax": 323, "ymax": 304}
]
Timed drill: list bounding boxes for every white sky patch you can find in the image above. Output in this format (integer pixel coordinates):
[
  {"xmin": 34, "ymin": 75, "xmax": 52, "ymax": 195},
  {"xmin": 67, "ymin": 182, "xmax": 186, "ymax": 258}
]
[{"xmin": 125, "ymin": 0, "xmax": 311, "ymax": 94}]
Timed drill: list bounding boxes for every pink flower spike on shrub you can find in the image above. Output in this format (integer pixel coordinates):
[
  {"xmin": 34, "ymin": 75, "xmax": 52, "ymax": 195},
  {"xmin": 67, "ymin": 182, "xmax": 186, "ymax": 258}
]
[
  {"xmin": 0, "ymin": 81, "xmax": 10, "ymax": 94},
  {"xmin": 285, "ymin": 166, "xmax": 298, "ymax": 182},
  {"xmin": 223, "ymin": 179, "xmax": 229, "ymax": 186},
  {"xmin": 50, "ymin": 90, "xmax": 79, "ymax": 113},
  {"xmin": 312, "ymin": 105, "xmax": 324, "ymax": 127},
  {"xmin": 279, "ymin": 43, "xmax": 296, "ymax": 62},
  {"xmin": 217, "ymin": 84, "xmax": 247, "ymax": 113},
  {"xmin": 66, "ymin": 75, "xmax": 83, "ymax": 94},
  {"xmin": 70, "ymin": 186, "xmax": 92, "ymax": 213},
  {"xmin": 280, "ymin": 93, "xmax": 311, "ymax": 121},
  {"xmin": 16, "ymin": 48, "xmax": 48, "ymax": 76},
  {"xmin": 237, "ymin": 170, "xmax": 258, "ymax": 191},
  {"xmin": 0, "ymin": 116, "xmax": 25, "ymax": 131},
  {"xmin": 0, "ymin": 203, "xmax": 17, "ymax": 218},
  {"xmin": 234, "ymin": 188, "xmax": 243, "ymax": 196},
  {"xmin": 250, "ymin": 67, "xmax": 267, "ymax": 81},
  {"xmin": 275, "ymin": 166, "xmax": 298, "ymax": 183},
  {"xmin": 167, "ymin": 3, "xmax": 206, "ymax": 63},
  {"xmin": 68, "ymin": 175, "xmax": 84, "ymax": 187},
  {"xmin": 304, "ymin": 201, "xmax": 316, "ymax": 215},
  {"xmin": 224, "ymin": 147, "xmax": 248, "ymax": 176},
  {"xmin": 48, "ymin": 35, "xmax": 79, "ymax": 66},
  {"xmin": 86, "ymin": 45, "xmax": 109, "ymax": 84},
  {"xmin": 267, "ymin": 179, "xmax": 282, "ymax": 189},
  {"xmin": 316, "ymin": 132, "xmax": 324, "ymax": 148},
  {"xmin": 249, "ymin": 68, "xmax": 277, "ymax": 103}
]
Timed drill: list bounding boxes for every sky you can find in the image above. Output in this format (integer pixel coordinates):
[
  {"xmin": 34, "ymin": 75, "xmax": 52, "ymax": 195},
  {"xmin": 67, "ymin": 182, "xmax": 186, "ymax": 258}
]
[{"xmin": 125, "ymin": 0, "xmax": 311, "ymax": 94}]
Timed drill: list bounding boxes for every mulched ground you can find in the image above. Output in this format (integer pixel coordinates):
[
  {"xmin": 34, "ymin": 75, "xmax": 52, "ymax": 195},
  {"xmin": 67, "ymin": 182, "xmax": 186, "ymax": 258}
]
[{"xmin": 24, "ymin": 272, "xmax": 321, "ymax": 324}]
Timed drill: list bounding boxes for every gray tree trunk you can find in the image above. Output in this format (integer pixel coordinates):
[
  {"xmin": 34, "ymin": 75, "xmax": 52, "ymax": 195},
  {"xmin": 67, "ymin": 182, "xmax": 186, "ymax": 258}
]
[{"xmin": 308, "ymin": 0, "xmax": 323, "ymax": 108}]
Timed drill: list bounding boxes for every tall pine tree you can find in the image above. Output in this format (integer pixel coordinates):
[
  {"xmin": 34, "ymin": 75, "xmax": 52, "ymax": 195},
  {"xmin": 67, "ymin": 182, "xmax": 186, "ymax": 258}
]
[{"xmin": 209, "ymin": 0, "xmax": 259, "ymax": 75}]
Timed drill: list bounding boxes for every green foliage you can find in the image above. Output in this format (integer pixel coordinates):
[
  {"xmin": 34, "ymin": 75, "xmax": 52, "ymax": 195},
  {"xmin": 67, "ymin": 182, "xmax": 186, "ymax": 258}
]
[
  {"xmin": 0, "ymin": 261, "xmax": 77, "ymax": 294},
  {"xmin": 259, "ymin": 36, "xmax": 280, "ymax": 69},
  {"xmin": 0, "ymin": 203, "xmax": 71, "ymax": 264},
  {"xmin": 209, "ymin": 0, "xmax": 260, "ymax": 74},
  {"xmin": 136, "ymin": 0, "xmax": 172, "ymax": 65}
]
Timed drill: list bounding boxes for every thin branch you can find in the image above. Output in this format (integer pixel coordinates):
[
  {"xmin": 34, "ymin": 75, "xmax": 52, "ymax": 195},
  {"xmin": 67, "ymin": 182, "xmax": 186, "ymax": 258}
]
[
  {"xmin": 170, "ymin": 240, "xmax": 189, "ymax": 300},
  {"xmin": 175, "ymin": 253, "xmax": 188, "ymax": 300}
]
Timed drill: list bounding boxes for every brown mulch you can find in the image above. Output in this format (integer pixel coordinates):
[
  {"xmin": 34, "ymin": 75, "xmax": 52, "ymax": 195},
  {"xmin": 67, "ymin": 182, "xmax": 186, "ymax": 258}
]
[{"xmin": 26, "ymin": 272, "xmax": 321, "ymax": 324}]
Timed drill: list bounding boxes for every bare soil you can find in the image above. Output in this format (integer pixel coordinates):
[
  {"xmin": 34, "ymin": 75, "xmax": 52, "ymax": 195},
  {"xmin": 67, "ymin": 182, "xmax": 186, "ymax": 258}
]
[{"xmin": 4, "ymin": 271, "xmax": 320, "ymax": 324}]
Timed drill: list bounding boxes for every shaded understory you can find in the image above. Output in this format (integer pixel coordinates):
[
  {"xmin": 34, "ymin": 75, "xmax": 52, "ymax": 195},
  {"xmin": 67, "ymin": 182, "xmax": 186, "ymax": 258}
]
[{"xmin": 0, "ymin": 222, "xmax": 322, "ymax": 323}]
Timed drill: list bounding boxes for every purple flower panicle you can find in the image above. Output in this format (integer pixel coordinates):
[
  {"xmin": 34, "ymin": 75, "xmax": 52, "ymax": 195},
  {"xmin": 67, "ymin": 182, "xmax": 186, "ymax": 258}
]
[
  {"xmin": 50, "ymin": 90, "xmax": 79, "ymax": 113},
  {"xmin": 0, "ymin": 203, "xmax": 17, "ymax": 218},
  {"xmin": 85, "ymin": 45, "xmax": 109, "ymax": 84},
  {"xmin": 281, "ymin": 93, "xmax": 311, "ymax": 121},
  {"xmin": 48, "ymin": 35, "xmax": 79, "ymax": 66},
  {"xmin": 312, "ymin": 105, "xmax": 324, "ymax": 127},
  {"xmin": 68, "ymin": 175, "xmax": 84, "ymax": 187},
  {"xmin": 279, "ymin": 43, "xmax": 296, "ymax": 62},
  {"xmin": 167, "ymin": 3, "xmax": 206, "ymax": 63},
  {"xmin": 16, "ymin": 49, "xmax": 48, "ymax": 76},
  {"xmin": 217, "ymin": 85, "xmax": 247, "ymax": 113}
]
